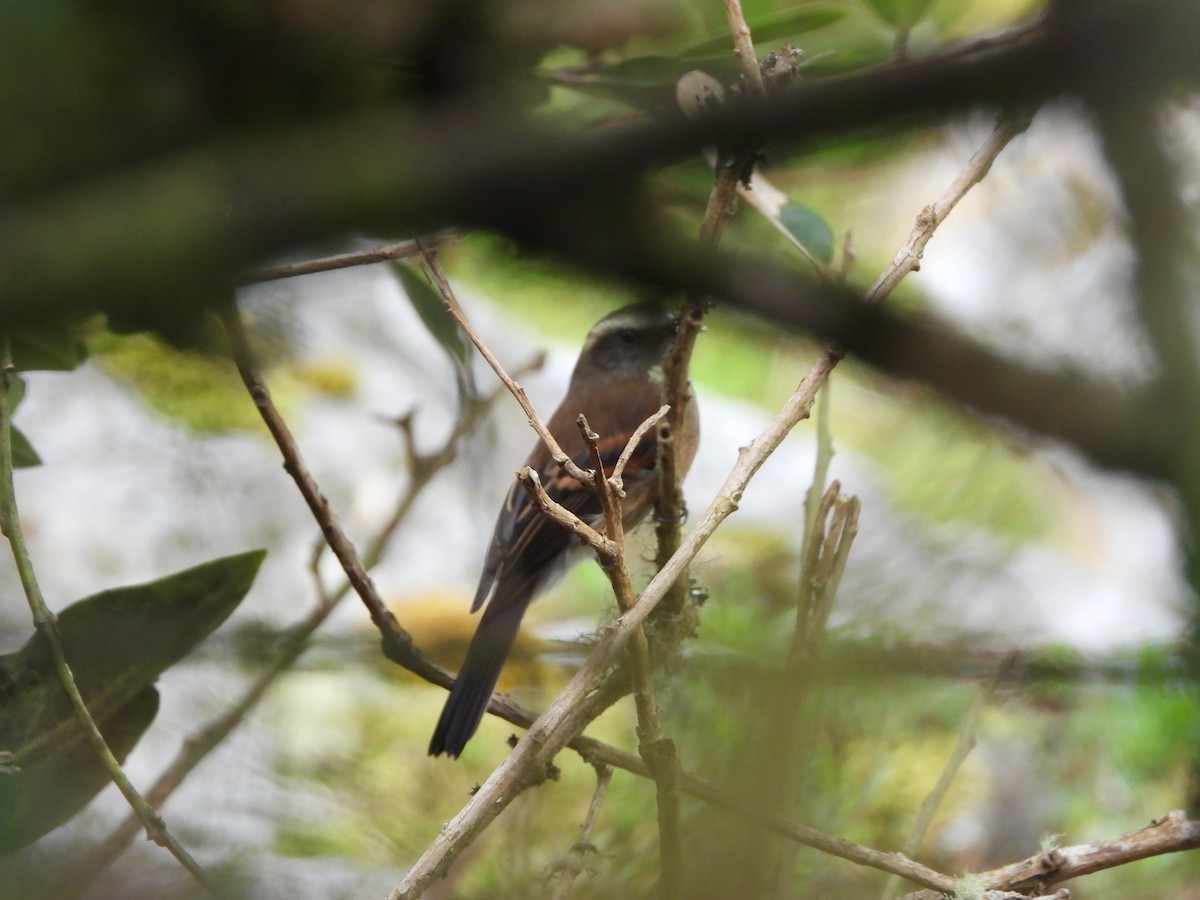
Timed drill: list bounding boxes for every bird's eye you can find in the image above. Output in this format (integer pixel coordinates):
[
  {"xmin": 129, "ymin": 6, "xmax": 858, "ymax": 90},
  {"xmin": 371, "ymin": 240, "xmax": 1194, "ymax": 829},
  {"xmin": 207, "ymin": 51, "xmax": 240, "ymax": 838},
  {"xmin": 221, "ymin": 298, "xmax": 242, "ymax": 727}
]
[{"xmin": 619, "ymin": 328, "xmax": 638, "ymax": 343}]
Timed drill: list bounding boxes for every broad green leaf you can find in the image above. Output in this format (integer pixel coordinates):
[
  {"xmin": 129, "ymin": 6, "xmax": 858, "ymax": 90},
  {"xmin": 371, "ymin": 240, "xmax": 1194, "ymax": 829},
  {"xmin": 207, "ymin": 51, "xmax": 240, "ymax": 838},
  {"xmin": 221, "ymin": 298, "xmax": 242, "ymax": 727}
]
[
  {"xmin": 394, "ymin": 262, "xmax": 477, "ymax": 403},
  {"xmin": 5, "ymin": 373, "xmax": 24, "ymax": 411},
  {"xmin": 780, "ymin": 203, "xmax": 835, "ymax": 263},
  {"xmin": 9, "ymin": 427, "xmax": 40, "ymax": 468},
  {"xmin": 9, "ymin": 329, "xmax": 87, "ymax": 373},
  {"xmin": 681, "ymin": 4, "xmax": 849, "ymax": 59},
  {"xmin": 552, "ymin": 4, "xmax": 849, "ymax": 110},
  {"xmin": 0, "ymin": 549, "xmax": 265, "ymax": 854},
  {"xmin": 0, "ymin": 689, "xmax": 158, "ymax": 856},
  {"xmin": 1, "ymin": 374, "xmax": 38, "ymax": 466}
]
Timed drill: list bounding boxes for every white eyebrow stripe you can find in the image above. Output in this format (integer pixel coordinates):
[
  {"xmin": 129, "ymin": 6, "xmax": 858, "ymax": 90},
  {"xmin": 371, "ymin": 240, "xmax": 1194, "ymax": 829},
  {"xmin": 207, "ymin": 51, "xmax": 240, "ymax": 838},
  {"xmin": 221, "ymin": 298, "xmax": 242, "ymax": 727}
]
[{"xmin": 588, "ymin": 310, "xmax": 670, "ymax": 338}]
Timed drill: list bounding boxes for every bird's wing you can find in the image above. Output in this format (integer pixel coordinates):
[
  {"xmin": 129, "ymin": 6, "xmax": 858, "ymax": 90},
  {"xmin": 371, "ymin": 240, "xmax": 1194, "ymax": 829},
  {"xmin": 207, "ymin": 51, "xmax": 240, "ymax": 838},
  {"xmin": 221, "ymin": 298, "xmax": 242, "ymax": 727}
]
[{"xmin": 470, "ymin": 378, "xmax": 665, "ymax": 614}]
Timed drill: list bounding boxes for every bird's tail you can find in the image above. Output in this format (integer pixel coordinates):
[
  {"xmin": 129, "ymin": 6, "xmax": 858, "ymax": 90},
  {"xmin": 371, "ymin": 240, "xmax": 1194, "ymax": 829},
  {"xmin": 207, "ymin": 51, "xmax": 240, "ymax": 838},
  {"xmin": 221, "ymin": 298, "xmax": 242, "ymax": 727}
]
[{"xmin": 428, "ymin": 598, "xmax": 527, "ymax": 757}]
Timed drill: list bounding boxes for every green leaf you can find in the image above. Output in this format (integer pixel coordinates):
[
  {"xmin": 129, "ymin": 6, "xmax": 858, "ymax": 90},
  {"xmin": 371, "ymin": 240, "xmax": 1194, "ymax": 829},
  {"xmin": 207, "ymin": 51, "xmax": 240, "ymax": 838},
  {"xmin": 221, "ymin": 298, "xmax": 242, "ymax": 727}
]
[
  {"xmin": 0, "ymin": 689, "xmax": 158, "ymax": 858},
  {"xmin": 780, "ymin": 203, "xmax": 835, "ymax": 263},
  {"xmin": 1, "ymin": 374, "xmax": 38, "ymax": 466},
  {"xmin": 9, "ymin": 427, "xmax": 40, "ymax": 468},
  {"xmin": 5, "ymin": 373, "xmax": 25, "ymax": 412},
  {"xmin": 0, "ymin": 549, "xmax": 266, "ymax": 854},
  {"xmin": 9, "ymin": 329, "xmax": 87, "ymax": 373},
  {"xmin": 681, "ymin": 4, "xmax": 849, "ymax": 59},
  {"xmin": 860, "ymin": 0, "xmax": 938, "ymax": 29},
  {"xmin": 393, "ymin": 262, "xmax": 477, "ymax": 403}
]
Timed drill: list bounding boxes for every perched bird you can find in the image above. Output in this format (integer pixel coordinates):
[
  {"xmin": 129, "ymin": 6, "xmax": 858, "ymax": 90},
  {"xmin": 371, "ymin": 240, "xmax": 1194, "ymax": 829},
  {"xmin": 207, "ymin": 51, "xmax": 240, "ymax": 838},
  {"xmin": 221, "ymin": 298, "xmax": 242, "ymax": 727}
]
[{"xmin": 429, "ymin": 303, "xmax": 700, "ymax": 757}]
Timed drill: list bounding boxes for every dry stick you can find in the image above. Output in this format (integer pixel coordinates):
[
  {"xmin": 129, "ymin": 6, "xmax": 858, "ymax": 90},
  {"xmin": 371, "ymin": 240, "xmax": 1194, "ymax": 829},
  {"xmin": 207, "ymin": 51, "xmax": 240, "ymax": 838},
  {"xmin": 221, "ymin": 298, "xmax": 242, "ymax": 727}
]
[
  {"xmin": 899, "ymin": 810, "xmax": 1200, "ymax": 899},
  {"xmin": 0, "ymin": 347, "xmax": 214, "ymax": 891},
  {"xmin": 218, "ymin": 302, "xmax": 443, "ymax": 683},
  {"xmin": 809, "ymin": 496, "xmax": 859, "ymax": 650},
  {"xmin": 657, "ymin": 17, "xmax": 762, "ymax": 610},
  {"xmin": 549, "ymin": 764, "xmax": 614, "ymax": 900},
  {"xmin": 981, "ymin": 809, "xmax": 1200, "ymax": 891},
  {"xmin": 236, "ymin": 231, "xmax": 458, "ymax": 285},
  {"xmin": 865, "ymin": 108, "xmax": 1035, "ymax": 304},
  {"xmin": 655, "ymin": 0, "xmax": 763, "ymax": 613},
  {"xmin": 879, "ymin": 676, "xmax": 998, "ymax": 900},
  {"xmin": 69, "ymin": 370, "xmax": 515, "ymax": 889},
  {"xmin": 801, "ymin": 358, "xmax": 834, "ymax": 551},
  {"xmin": 791, "ymin": 484, "xmax": 860, "ymax": 672},
  {"xmin": 390, "ymin": 347, "xmax": 844, "ymax": 900},
  {"xmin": 772, "ymin": 477, "xmax": 859, "ymax": 892},
  {"xmin": 723, "ymin": 0, "xmax": 768, "ymax": 98},
  {"xmin": 577, "ymin": 410, "xmax": 683, "ymax": 899},
  {"xmin": 577, "ymin": 736, "xmax": 1200, "ymax": 890},
  {"xmin": 420, "ymin": 250, "xmax": 591, "ymax": 484}
]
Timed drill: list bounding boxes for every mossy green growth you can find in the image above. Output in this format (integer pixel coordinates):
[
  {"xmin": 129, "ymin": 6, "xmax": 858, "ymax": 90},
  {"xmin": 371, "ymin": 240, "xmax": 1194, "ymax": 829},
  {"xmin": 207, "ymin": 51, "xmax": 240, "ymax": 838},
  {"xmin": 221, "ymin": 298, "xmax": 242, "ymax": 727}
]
[
  {"xmin": 91, "ymin": 330, "xmax": 264, "ymax": 432},
  {"xmin": 90, "ymin": 329, "xmax": 354, "ymax": 433}
]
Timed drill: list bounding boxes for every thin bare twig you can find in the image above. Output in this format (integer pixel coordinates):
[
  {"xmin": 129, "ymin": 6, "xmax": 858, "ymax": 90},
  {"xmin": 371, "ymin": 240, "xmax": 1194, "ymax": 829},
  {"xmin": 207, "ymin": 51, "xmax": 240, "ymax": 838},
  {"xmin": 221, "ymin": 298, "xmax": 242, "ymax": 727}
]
[
  {"xmin": 613, "ymin": 405, "xmax": 670, "ymax": 485},
  {"xmin": 984, "ymin": 809, "xmax": 1200, "ymax": 890},
  {"xmin": 800, "ymin": 383, "xmax": 834, "ymax": 555},
  {"xmin": 723, "ymin": 0, "xmax": 767, "ymax": 99},
  {"xmin": 639, "ymin": 12, "xmax": 769, "ymax": 873},
  {"xmin": 236, "ymin": 231, "xmax": 458, "ymax": 285},
  {"xmin": 577, "ymin": 409, "xmax": 684, "ymax": 898},
  {"xmin": 901, "ymin": 810, "xmax": 1200, "ymax": 899},
  {"xmin": 865, "ymin": 109, "xmax": 1035, "ymax": 304},
  {"xmin": 655, "ymin": 113, "xmax": 745, "ymax": 620},
  {"xmin": 420, "ymin": 250, "xmax": 592, "ymax": 485},
  {"xmin": 0, "ymin": 343, "xmax": 212, "ymax": 891},
  {"xmin": 880, "ymin": 674, "xmax": 1000, "ymax": 900},
  {"xmin": 218, "ymin": 301, "xmax": 443, "ymax": 682},
  {"xmin": 791, "ymin": 486, "xmax": 859, "ymax": 671},
  {"xmin": 548, "ymin": 764, "xmax": 614, "ymax": 900}
]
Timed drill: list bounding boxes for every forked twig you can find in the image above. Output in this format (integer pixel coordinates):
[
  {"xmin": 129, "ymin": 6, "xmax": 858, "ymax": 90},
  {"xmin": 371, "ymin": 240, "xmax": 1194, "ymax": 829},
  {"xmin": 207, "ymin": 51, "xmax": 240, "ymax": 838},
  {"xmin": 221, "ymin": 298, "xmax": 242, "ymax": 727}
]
[
  {"xmin": 548, "ymin": 764, "xmax": 614, "ymax": 900},
  {"xmin": 865, "ymin": 109, "xmax": 1035, "ymax": 305},
  {"xmin": 237, "ymin": 231, "xmax": 458, "ymax": 285}
]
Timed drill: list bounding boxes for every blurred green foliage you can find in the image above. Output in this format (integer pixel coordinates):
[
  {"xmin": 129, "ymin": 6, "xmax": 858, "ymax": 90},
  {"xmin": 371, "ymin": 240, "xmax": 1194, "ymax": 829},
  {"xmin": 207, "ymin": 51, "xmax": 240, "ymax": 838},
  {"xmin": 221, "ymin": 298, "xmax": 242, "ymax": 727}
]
[
  {"xmin": 3, "ymin": 0, "xmax": 1191, "ymax": 897},
  {"xmin": 89, "ymin": 330, "xmax": 268, "ymax": 433},
  {"xmin": 86, "ymin": 325, "xmax": 360, "ymax": 433}
]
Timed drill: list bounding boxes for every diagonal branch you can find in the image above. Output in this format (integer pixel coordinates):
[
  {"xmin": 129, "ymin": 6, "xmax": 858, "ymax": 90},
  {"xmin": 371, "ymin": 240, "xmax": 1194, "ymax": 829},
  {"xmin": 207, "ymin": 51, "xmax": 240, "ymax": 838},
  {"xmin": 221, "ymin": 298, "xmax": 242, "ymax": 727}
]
[
  {"xmin": 866, "ymin": 108, "xmax": 1035, "ymax": 304},
  {"xmin": 236, "ymin": 231, "xmax": 458, "ymax": 285},
  {"xmin": 421, "ymin": 250, "xmax": 592, "ymax": 484},
  {"xmin": 576, "ymin": 409, "xmax": 683, "ymax": 898},
  {"xmin": 389, "ymin": 347, "xmax": 843, "ymax": 899},
  {"xmin": 218, "ymin": 301, "xmax": 443, "ymax": 682}
]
